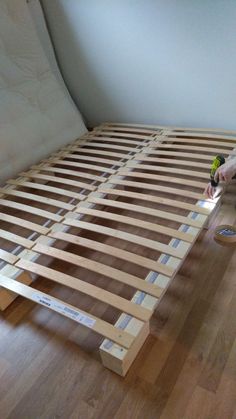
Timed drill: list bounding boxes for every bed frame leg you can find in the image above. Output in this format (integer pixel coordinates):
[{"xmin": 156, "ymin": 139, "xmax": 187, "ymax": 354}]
[
  {"xmin": 99, "ymin": 320, "xmax": 150, "ymax": 376},
  {"xmin": 0, "ymin": 271, "xmax": 33, "ymax": 311}
]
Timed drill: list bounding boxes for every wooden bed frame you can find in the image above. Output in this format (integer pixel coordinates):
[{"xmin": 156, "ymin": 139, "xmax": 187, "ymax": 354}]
[{"xmin": 0, "ymin": 123, "xmax": 235, "ymax": 375}]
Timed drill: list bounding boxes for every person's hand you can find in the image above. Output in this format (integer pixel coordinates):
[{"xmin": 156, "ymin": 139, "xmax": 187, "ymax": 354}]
[
  {"xmin": 214, "ymin": 157, "xmax": 236, "ymax": 183},
  {"xmin": 204, "ymin": 182, "xmax": 216, "ymax": 199}
]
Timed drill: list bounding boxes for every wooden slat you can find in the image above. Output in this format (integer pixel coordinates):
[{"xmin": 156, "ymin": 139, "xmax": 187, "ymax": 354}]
[
  {"xmin": 97, "ymin": 187, "xmax": 211, "ymax": 215},
  {"xmin": 87, "ymin": 197, "xmax": 205, "ymax": 228},
  {"xmin": 97, "ymin": 126, "xmax": 157, "ymax": 135},
  {"xmin": 117, "ymin": 170, "xmax": 207, "ymax": 189},
  {"xmin": 49, "ymin": 159, "xmax": 115, "ymax": 174},
  {"xmin": 135, "ymin": 155, "xmax": 210, "ymax": 169},
  {"xmin": 103, "ymin": 122, "xmax": 164, "ymax": 130},
  {"xmin": 75, "ymin": 207, "xmax": 195, "ymax": 243},
  {"xmin": 0, "ymin": 199, "xmax": 62, "ymax": 222},
  {"xmin": 20, "ymin": 172, "xmax": 96, "ymax": 191},
  {"xmin": 85, "ymin": 136, "xmax": 145, "ymax": 145},
  {"xmin": 164, "ymin": 131, "xmax": 236, "ymax": 141},
  {"xmin": 105, "ymin": 122, "xmax": 236, "ymax": 135},
  {"xmin": 63, "ymin": 147, "xmax": 128, "ymax": 159},
  {"xmin": 15, "ymin": 259, "xmax": 152, "ymax": 322},
  {"xmin": 0, "ymin": 249, "xmax": 18, "ymax": 264},
  {"xmin": 89, "ymin": 131, "xmax": 150, "ymax": 140},
  {"xmin": 0, "ymin": 228, "xmax": 33, "ymax": 248},
  {"xmin": 60, "ymin": 153, "xmax": 124, "ymax": 167},
  {"xmin": 75, "ymin": 142, "xmax": 137, "ymax": 152},
  {"xmin": 63, "ymin": 217, "xmax": 187, "ymax": 261},
  {"xmin": 49, "ymin": 230, "xmax": 173, "ymax": 275},
  {"xmin": 0, "ymin": 212, "xmax": 49, "ymax": 235},
  {"xmin": 159, "ymin": 137, "xmax": 236, "ymax": 148},
  {"xmin": 140, "ymin": 149, "xmax": 214, "ymax": 161},
  {"xmin": 126, "ymin": 163, "xmax": 210, "ymax": 179},
  {"xmin": 0, "ymin": 188, "xmax": 74, "ymax": 211},
  {"xmin": 7, "ymin": 180, "xmax": 85, "ymax": 201},
  {"xmin": 33, "ymin": 243, "xmax": 163, "ymax": 298},
  {"xmin": 108, "ymin": 179, "xmax": 206, "ymax": 200},
  {"xmin": 149, "ymin": 143, "xmax": 236, "ymax": 154},
  {"xmin": 31, "ymin": 165, "xmax": 106, "ymax": 182},
  {"xmin": 0, "ymin": 274, "xmax": 134, "ymax": 348}
]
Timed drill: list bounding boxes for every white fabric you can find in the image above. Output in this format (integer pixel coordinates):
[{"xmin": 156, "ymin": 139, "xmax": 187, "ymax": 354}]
[{"xmin": 0, "ymin": 0, "xmax": 87, "ymax": 184}]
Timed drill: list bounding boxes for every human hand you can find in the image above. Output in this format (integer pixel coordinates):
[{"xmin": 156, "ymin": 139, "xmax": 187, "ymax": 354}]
[
  {"xmin": 214, "ymin": 157, "xmax": 236, "ymax": 183},
  {"xmin": 204, "ymin": 182, "xmax": 216, "ymax": 199}
]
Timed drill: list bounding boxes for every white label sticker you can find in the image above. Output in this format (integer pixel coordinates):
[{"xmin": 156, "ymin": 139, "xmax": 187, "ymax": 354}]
[{"xmin": 32, "ymin": 293, "xmax": 96, "ymax": 328}]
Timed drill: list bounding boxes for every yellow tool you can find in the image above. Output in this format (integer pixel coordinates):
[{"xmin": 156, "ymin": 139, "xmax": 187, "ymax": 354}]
[{"xmin": 210, "ymin": 155, "xmax": 225, "ymax": 187}]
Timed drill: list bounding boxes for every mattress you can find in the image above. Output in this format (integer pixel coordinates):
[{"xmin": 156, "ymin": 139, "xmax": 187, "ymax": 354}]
[{"xmin": 0, "ymin": 0, "xmax": 86, "ymax": 184}]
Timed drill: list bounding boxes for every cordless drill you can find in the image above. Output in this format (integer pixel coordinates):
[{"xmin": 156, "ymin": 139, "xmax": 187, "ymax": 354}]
[
  {"xmin": 210, "ymin": 155, "xmax": 236, "ymax": 186},
  {"xmin": 210, "ymin": 155, "xmax": 225, "ymax": 187}
]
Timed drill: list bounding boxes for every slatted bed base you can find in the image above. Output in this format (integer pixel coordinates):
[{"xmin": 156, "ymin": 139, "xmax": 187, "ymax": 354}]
[{"xmin": 0, "ymin": 123, "xmax": 236, "ymax": 376}]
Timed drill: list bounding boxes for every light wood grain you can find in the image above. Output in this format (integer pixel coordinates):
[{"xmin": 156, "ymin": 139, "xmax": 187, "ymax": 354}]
[
  {"xmin": 47, "ymin": 159, "xmax": 115, "ymax": 174},
  {"xmin": 87, "ymin": 197, "xmax": 205, "ymax": 228},
  {"xmin": 59, "ymin": 153, "xmax": 124, "ymax": 167},
  {"xmin": 0, "ymin": 274, "xmax": 134, "ymax": 348},
  {"xmin": 117, "ymin": 170, "xmax": 207, "ymax": 189},
  {"xmin": 149, "ymin": 143, "xmax": 236, "ymax": 155},
  {"xmin": 0, "ymin": 188, "xmax": 74, "ymax": 211},
  {"xmin": 126, "ymin": 162, "xmax": 209, "ymax": 179},
  {"xmin": 63, "ymin": 217, "xmax": 187, "ymax": 261},
  {"xmin": 135, "ymin": 154, "xmax": 210, "ymax": 168},
  {"xmin": 7, "ymin": 180, "xmax": 85, "ymax": 201},
  {"xmin": 33, "ymin": 243, "xmax": 163, "ymax": 298},
  {"xmin": 0, "ymin": 229, "xmax": 33, "ymax": 249},
  {"xmin": 0, "ymin": 199, "xmax": 62, "ymax": 222},
  {"xmin": 49, "ymin": 230, "xmax": 172, "ymax": 274},
  {"xmin": 30, "ymin": 165, "xmax": 106, "ymax": 182},
  {"xmin": 97, "ymin": 187, "xmax": 211, "ymax": 215},
  {"xmin": 108, "ymin": 179, "xmax": 207, "ymax": 200},
  {"xmin": 140, "ymin": 148, "xmax": 222, "ymax": 161},
  {"xmin": 0, "ymin": 212, "xmax": 49, "ymax": 235},
  {"xmin": 20, "ymin": 172, "xmax": 96, "ymax": 191},
  {"xmin": 16, "ymin": 259, "xmax": 152, "ymax": 322}
]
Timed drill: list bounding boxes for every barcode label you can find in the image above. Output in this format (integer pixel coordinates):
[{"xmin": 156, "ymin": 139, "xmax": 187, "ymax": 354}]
[{"xmin": 32, "ymin": 293, "xmax": 96, "ymax": 328}]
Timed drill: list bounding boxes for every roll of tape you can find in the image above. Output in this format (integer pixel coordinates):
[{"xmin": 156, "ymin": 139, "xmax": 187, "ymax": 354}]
[{"xmin": 214, "ymin": 224, "xmax": 236, "ymax": 245}]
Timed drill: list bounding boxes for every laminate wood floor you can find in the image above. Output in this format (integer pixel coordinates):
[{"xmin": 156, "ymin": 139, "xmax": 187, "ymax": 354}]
[{"xmin": 0, "ymin": 186, "xmax": 236, "ymax": 419}]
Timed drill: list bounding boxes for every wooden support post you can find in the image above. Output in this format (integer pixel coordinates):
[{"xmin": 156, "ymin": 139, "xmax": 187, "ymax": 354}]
[
  {"xmin": 0, "ymin": 267, "xmax": 33, "ymax": 311},
  {"xmin": 100, "ymin": 319, "xmax": 150, "ymax": 376}
]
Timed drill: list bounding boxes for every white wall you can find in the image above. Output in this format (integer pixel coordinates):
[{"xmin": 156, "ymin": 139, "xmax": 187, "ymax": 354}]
[{"xmin": 42, "ymin": 0, "xmax": 236, "ymax": 130}]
